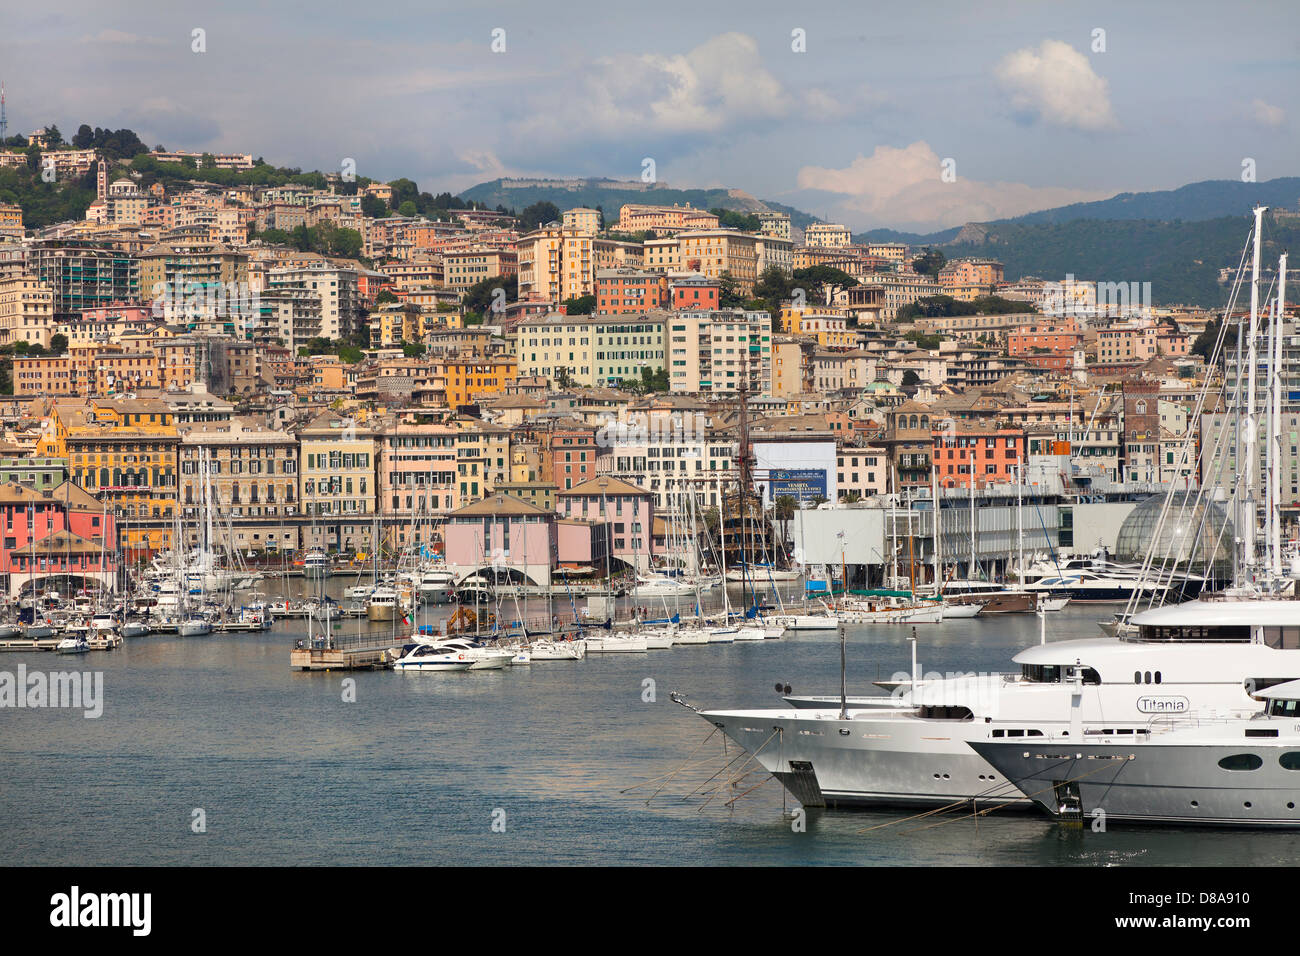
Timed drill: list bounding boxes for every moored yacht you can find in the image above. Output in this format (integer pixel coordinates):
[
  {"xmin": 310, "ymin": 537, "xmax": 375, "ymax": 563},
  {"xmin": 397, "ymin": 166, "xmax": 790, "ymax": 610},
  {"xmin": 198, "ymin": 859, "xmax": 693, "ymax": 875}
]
[
  {"xmin": 687, "ymin": 598, "xmax": 1300, "ymax": 810},
  {"xmin": 972, "ymin": 678, "xmax": 1300, "ymax": 828}
]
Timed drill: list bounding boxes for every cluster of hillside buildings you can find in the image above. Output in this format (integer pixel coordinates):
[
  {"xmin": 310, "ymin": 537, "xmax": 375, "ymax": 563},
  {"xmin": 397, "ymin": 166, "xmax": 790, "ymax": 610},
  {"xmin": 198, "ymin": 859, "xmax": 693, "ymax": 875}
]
[{"xmin": 0, "ymin": 142, "xmax": 1295, "ymax": 577}]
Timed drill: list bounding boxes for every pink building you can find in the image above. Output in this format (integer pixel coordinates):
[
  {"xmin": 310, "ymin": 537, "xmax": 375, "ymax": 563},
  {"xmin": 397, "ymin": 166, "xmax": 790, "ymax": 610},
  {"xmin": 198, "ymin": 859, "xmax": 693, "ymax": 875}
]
[
  {"xmin": 378, "ymin": 422, "xmax": 461, "ymax": 550},
  {"xmin": 556, "ymin": 476, "xmax": 655, "ymax": 571},
  {"xmin": 443, "ymin": 494, "xmax": 556, "ymax": 586},
  {"xmin": 0, "ymin": 480, "xmax": 117, "ymax": 598}
]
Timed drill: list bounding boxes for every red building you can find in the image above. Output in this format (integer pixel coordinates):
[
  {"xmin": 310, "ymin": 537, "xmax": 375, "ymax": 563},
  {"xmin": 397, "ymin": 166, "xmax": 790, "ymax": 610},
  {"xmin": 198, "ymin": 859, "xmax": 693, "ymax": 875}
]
[
  {"xmin": 595, "ymin": 270, "xmax": 667, "ymax": 314},
  {"xmin": 931, "ymin": 425, "xmax": 1025, "ymax": 488},
  {"xmin": 542, "ymin": 425, "xmax": 601, "ymax": 491},
  {"xmin": 670, "ymin": 275, "xmax": 720, "ymax": 311}
]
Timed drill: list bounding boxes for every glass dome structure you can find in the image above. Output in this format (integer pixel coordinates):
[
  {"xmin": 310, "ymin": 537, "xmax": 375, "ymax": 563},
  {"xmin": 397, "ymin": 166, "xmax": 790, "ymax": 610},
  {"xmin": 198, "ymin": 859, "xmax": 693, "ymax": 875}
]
[{"xmin": 1113, "ymin": 492, "xmax": 1234, "ymax": 572}]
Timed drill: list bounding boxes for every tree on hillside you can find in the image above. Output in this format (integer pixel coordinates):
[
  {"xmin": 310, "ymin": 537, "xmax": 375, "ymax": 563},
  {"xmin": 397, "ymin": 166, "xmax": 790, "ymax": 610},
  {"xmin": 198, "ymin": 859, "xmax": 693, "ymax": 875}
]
[
  {"xmin": 360, "ymin": 194, "xmax": 387, "ymax": 218},
  {"xmin": 1192, "ymin": 318, "xmax": 1223, "ymax": 361},
  {"xmin": 911, "ymin": 247, "xmax": 946, "ymax": 279},
  {"xmin": 463, "ymin": 275, "xmax": 518, "ymax": 317},
  {"xmin": 519, "ymin": 201, "xmax": 560, "ymax": 231}
]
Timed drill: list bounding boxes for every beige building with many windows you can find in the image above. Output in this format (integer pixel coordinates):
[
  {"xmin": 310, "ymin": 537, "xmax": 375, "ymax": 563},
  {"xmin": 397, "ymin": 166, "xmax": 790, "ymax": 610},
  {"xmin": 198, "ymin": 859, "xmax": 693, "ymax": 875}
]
[
  {"xmin": 442, "ymin": 249, "xmax": 517, "ymax": 291},
  {"xmin": 0, "ymin": 276, "xmax": 55, "ymax": 345},
  {"xmin": 177, "ymin": 418, "xmax": 299, "ymax": 554},
  {"xmin": 517, "ymin": 226, "xmax": 594, "ymax": 303},
  {"xmin": 667, "ymin": 309, "xmax": 772, "ymax": 396},
  {"xmin": 804, "ymin": 223, "xmax": 852, "ymax": 247},
  {"xmin": 677, "ymin": 230, "xmax": 761, "ymax": 294},
  {"xmin": 297, "ymin": 412, "xmax": 376, "ymax": 524}
]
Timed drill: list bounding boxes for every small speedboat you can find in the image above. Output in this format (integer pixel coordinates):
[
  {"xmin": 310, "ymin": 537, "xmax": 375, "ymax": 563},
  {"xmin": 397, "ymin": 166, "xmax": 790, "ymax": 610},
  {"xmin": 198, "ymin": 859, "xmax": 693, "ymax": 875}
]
[
  {"xmin": 55, "ymin": 634, "xmax": 90, "ymax": 655},
  {"xmin": 391, "ymin": 642, "xmax": 474, "ymax": 672},
  {"xmin": 121, "ymin": 621, "xmax": 150, "ymax": 638},
  {"xmin": 0, "ymin": 623, "xmax": 20, "ymax": 638}
]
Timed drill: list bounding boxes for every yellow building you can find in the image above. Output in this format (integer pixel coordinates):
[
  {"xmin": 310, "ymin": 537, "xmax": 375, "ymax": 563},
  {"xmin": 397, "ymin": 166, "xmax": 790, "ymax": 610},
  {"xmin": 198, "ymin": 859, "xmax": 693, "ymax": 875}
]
[
  {"xmin": 516, "ymin": 226, "xmax": 594, "ymax": 303},
  {"xmin": 433, "ymin": 356, "xmax": 518, "ymax": 408},
  {"xmin": 451, "ymin": 420, "xmax": 511, "ymax": 503},
  {"xmin": 38, "ymin": 399, "xmax": 179, "ymax": 550},
  {"xmin": 777, "ymin": 307, "xmax": 856, "ymax": 348}
]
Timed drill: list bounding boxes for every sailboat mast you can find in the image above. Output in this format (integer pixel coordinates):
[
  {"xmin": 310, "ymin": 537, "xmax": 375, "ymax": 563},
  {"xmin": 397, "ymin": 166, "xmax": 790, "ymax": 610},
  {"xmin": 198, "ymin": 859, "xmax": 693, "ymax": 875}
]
[
  {"xmin": 1244, "ymin": 204, "xmax": 1267, "ymax": 576},
  {"xmin": 1274, "ymin": 253, "xmax": 1288, "ymax": 576},
  {"xmin": 969, "ymin": 447, "xmax": 976, "ymax": 579}
]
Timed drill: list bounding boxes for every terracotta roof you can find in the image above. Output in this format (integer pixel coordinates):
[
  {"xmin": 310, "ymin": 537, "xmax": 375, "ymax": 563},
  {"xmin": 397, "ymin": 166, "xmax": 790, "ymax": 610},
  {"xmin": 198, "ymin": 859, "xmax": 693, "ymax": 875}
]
[
  {"xmin": 449, "ymin": 493, "xmax": 552, "ymax": 518},
  {"xmin": 558, "ymin": 476, "xmax": 650, "ymax": 497}
]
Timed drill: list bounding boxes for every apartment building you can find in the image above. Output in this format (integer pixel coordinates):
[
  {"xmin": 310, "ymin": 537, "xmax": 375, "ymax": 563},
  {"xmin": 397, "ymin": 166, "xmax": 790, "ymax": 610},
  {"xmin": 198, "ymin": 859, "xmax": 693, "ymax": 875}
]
[
  {"xmin": 177, "ymin": 419, "xmax": 299, "ymax": 552},
  {"xmin": 0, "ymin": 276, "xmax": 55, "ymax": 345},
  {"xmin": 616, "ymin": 203, "xmax": 718, "ymax": 234},
  {"xmin": 514, "ymin": 312, "xmax": 667, "ymax": 388},
  {"xmin": 442, "ymin": 249, "xmax": 517, "ymax": 291},
  {"xmin": 667, "ymin": 309, "xmax": 772, "ymax": 396},
  {"xmin": 803, "ymin": 223, "xmax": 852, "ymax": 247},
  {"xmin": 595, "ymin": 269, "xmax": 667, "ymax": 314},
  {"xmin": 677, "ymin": 229, "xmax": 761, "ymax": 294},
  {"xmin": 516, "ymin": 226, "xmax": 594, "ymax": 303}
]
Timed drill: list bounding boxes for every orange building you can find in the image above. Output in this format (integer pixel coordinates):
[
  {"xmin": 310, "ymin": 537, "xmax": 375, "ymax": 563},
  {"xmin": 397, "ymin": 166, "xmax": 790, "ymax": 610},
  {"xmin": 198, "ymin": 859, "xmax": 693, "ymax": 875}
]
[
  {"xmin": 931, "ymin": 425, "xmax": 1025, "ymax": 488},
  {"xmin": 595, "ymin": 269, "xmax": 667, "ymax": 314}
]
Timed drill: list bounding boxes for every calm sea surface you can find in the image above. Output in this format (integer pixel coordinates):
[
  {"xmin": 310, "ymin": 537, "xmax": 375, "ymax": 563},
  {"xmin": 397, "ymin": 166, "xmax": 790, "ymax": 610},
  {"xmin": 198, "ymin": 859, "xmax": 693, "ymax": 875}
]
[{"xmin": 4, "ymin": 585, "xmax": 1299, "ymax": 867}]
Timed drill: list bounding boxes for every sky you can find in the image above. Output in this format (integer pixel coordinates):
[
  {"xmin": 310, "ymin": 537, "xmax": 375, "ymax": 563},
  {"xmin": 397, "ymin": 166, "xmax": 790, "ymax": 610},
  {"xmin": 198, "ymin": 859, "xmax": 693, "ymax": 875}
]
[{"xmin": 3, "ymin": 0, "xmax": 1297, "ymax": 232}]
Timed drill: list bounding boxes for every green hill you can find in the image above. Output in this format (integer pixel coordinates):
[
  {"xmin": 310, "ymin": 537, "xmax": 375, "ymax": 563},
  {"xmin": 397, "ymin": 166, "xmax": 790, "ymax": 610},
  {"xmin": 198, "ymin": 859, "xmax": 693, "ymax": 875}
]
[{"xmin": 459, "ymin": 178, "xmax": 821, "ymax": 230}]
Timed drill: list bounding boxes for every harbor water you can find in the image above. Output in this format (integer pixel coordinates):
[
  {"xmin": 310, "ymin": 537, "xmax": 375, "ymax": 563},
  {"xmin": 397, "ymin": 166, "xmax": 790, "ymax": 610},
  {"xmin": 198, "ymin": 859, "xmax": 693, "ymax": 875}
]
[{"xmin": 4, "ymin": 596, "xmax": 1300, "ymax": 866}]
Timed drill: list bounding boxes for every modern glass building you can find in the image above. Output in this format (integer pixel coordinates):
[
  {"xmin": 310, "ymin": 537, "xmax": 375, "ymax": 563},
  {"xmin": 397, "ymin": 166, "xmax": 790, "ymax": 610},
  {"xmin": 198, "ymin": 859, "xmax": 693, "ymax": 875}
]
[{"xmin": 1113, "ymin": 491, "xmax": 1234, "ymax": 576}]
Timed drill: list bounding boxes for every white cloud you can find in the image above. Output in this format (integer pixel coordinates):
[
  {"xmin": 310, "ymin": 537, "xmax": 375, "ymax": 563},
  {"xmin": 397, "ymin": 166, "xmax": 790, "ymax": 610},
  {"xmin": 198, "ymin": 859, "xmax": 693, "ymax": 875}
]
[
  {"xmin": 1250, "ymin": 98, "xmax": 1285, "ymax": 127},
  {"xmin": 994, "ymin": 40, "xmax": 1116, "ymax": 131},
  {"xmin": 521, "ymin": 32, "xmax": 794, "ymax": 139},
  {"xmin": 795, "ymin": 141, "xmax": 1109, "ymax": 231}
]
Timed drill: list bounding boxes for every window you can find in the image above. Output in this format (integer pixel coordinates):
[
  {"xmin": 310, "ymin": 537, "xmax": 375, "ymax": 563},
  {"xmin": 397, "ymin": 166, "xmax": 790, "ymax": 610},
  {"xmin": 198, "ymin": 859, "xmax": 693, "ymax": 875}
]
[{"xmin": 1217, "ymin": 753, "xmax": 1263, "ymax": 772}]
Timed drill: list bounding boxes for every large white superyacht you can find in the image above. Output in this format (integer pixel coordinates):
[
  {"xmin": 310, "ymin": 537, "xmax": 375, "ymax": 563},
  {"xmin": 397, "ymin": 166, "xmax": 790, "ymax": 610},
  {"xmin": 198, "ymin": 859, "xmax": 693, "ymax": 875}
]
[
  {"xmin": 971, "ymin": 677, "xmax": 1300, "ymax": 828},
  {"xmin": 683, "ymin": 599, "xmax": 1300, "ymax": 809}
]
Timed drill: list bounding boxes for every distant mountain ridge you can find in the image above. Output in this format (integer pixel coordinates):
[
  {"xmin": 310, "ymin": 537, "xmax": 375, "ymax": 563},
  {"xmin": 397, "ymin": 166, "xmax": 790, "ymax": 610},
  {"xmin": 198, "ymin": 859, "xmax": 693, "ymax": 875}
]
[
  {"xmin": 459, "ymin": 177, "xmax": 821, "ymax": 230},
  {"xmin": 857, "ymin": 177, "xmax": 1300, "ymax": 244}
]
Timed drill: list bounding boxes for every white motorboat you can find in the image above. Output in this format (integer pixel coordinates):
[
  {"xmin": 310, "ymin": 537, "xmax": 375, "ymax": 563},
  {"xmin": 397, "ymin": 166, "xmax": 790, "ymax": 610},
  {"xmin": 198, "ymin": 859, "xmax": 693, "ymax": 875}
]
[
  {"xmin": 435, "ymin": 637, "xmax": 513, "ymax": 670},
  {"xmin": 302, "ymin": 549, "xmax": 331, "ymax": 578},
  {"xmin": 343, "ymin": 584, "xmax": 374, "ymax": 601},
  {"xmin": 54, "ymin": 634, "xmax": 90, "ymax": 655},
  {"xmin": 972, "ymin": 678, "xmax": 1300, "ymax": 828},
  {"xmin": 0, "ymin": 624, "xmax": 20, "ymax": 638},
  {"xmin": 940, "ymin": 601, "xmax": 986, "ymax": 619},
  {"xmin": 417, "ymin": 568, "xmax": 457, "ymax": 604},
  {"xmin": 691, "ymin": 597, "xmax": 1300, "ymax": 810},
  {"xmin": 391, "ymin": 642, "xmax": 474, "ymax": 672},
  {"xmin": 121, "ymin": 621, "xmax": 150, "ymax": 638}
]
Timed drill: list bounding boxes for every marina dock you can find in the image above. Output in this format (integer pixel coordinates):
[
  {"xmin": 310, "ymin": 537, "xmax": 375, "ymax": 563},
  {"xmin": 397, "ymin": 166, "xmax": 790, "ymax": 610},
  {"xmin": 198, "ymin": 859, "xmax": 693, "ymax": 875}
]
[{"xmin": 290, "ymin": 641, "xmax": 404, "ymax": 671}]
